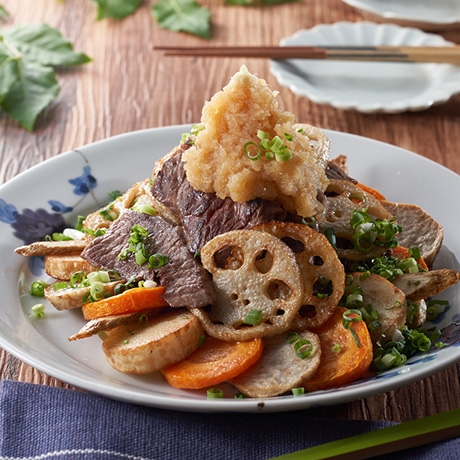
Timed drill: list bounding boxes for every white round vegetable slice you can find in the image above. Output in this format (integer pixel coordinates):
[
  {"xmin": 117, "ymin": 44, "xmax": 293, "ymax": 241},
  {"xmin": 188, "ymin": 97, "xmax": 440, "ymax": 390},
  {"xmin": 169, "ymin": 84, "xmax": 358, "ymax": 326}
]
[
  {"xmin": 253, "ymin": 222, "xmax": 345, "ymax": 329},
  {"xmin": 230, "ymin": 330, "xmax": 321, "ymax": 398},
  {"xmin": 194, "ymin": 229, "xmax": 304, "ymax": 341}
]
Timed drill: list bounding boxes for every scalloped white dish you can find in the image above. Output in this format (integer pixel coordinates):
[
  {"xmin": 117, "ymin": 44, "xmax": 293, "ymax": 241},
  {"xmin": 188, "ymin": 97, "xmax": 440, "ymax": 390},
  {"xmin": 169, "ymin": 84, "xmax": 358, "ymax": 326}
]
[
  {"xmin": 342, "ymin": 0, "xmax": 460, "ymax": 31},
  {"xmin": 0, "ymin": 126, "xmax": 459, "ymax": 413},
  {"xmin": 270, "ymin": 22, "xmax": 460, "ymax": 113}
]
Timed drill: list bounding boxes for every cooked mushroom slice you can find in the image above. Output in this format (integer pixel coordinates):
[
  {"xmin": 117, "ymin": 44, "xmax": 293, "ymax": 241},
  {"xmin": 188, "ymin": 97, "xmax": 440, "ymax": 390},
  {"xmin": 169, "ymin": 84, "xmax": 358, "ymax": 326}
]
[
  {"xmin": 230, "ymin": 330, "xmax": 321, "ymax": 398},
  {"xmin": 318, "ymin": 180, "xmax": 393, "ymax": 261},
  {"xmin": 392, "ymin": 269, "xmax": 460, "ymax": 303},
  {"xmin": 350, "ymin": 273, "xmax": 407, "ymax": 346},
  {"xmin": 252, "ymin": 222, "xmax": 345, "ymax": 329},
  {"xmin": 44, "ymin": 280, "xmax": 125, "ymax": 311},
  {"xmin": 381, "ymin": 201, "xmax": 444, "ymax": 269},
  {"xmin": 102, "ymin": 309, "xmax": 203, "ymax": 374},
  {"xmin": 194, "ymin": 230, "xmax": 304, "ymax": 341}
]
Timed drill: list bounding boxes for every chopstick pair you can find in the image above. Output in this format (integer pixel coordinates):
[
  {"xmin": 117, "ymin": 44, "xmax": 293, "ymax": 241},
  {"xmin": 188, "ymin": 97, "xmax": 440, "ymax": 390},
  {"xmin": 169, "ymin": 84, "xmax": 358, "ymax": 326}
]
[
  {"xmin": 156, "ymin": 45, "xmax": 460, "ymax": 64},
  {"xmin": 270, "ymin": 408, "xmax": 460, "ymax": 460}
]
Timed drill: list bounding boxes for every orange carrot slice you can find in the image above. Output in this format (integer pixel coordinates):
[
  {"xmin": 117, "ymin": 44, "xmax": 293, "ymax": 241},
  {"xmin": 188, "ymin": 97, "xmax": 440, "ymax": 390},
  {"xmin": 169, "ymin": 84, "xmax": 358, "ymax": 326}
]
[
  {"xmin": 392, "ymin": 245, "xmax": 428, "ymax": 271},
  {"xmin": 303, "ymin": 307, "xmax": 373, "ymax": 392},
  {"xmin": 162, "ymin": 336, "xmax": 264, "ymax": 389},
  {"xmin": 356, "ymin": 182, "xmax": 386, "ymax": 201},
  {"xmin": 82, "ymin": 286, "xmax": 168, "ymax": 320}
]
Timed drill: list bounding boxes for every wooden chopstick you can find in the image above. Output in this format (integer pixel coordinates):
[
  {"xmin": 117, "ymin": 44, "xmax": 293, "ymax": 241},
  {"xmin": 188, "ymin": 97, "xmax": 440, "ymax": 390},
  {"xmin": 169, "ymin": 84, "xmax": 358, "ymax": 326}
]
[
  {"xmin": 156, "ymin": 45, "xmax": 460, "ymax": 64},
  {"xmin": 270, "ymin": 408, "xmax": 460, "ymax": 460}
]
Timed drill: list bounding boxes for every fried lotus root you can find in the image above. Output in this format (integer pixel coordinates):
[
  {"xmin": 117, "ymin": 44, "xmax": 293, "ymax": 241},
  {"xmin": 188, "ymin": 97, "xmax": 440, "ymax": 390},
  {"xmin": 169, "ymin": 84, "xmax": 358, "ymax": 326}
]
[
  {"xmin": 193, "ymin": 230, "xmax": 304, "ymax": 341},
  {"xmin": 253, "ymin": 222, "xmax": 345, "ymax": 329},
  {"xmin": 318, "ymin": 179, "xmax": 393, "ymax": 261}
]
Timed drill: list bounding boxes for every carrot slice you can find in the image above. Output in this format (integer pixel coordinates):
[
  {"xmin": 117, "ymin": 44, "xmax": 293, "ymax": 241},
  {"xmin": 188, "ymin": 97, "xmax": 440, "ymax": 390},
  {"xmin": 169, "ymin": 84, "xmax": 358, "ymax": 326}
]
[
  {"xmin": 356, "ymin": 182, "xmax": 386, "ymax": 201},
  {"xmin": 392, "ymin": 245, "xmax": 428, "ymax": 271},
  {"xmin": 82, "ymin": 286, "xmax": 168, "ymax": 320},
  {"xmin": 303, "ymin": 307, "xmax": 373, "ymax": 392},
  {"xmin": 162, "ymin": 336, "xmax": 264, "ymax": 389}
]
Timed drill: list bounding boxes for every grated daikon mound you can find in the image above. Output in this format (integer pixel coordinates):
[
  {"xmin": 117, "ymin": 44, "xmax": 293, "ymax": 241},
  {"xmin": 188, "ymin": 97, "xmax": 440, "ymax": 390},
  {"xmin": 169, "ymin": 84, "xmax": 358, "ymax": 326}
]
[{"xmin": 182, "ymin": 66, "xmax": 330, "ymax": 218}]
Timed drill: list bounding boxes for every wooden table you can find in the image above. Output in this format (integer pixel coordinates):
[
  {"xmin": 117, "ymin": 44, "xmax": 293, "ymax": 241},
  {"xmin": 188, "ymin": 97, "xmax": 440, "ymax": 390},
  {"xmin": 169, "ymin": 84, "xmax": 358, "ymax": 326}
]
[{"xmin": 1, "ymin": 0, "xmax": 459, "ymax": 424}]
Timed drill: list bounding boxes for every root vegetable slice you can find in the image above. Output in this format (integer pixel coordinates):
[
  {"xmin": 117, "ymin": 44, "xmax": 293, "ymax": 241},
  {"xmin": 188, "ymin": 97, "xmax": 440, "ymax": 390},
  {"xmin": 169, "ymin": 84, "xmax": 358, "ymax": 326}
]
[
  {"xmin": 45, "ymin": 280, "xmax": 125, "ymax": 311},
  {"xmin": 253, "ymin": 222, "xmax": 345, "ymax": 329},
  {"xmin": 162, "ymin": 336, "xmax": 263, "ymax": 389},
  {"xmin": 230, "ymin": 330, "xmax": 321, "ymax": 398},
  {"xmin": 351, "ymin": 273, "xmax": 407, "ymax": 346},
  {"xmin": 44, "ymin": 253, "xmax": 99, "ymax": 281},
  {"xmin": 393, "ymin": 269, "xmax": 460, "ymax": 303},
  {"xmin": 68, "ymin": 308, "xmax": 166, "ymax": 341},
  {"xmin": 102, "ymin": 309, "xmax": 203, "ymax": 374},
  {"xmin": 15, "ymin": 240, "xmax": 88, "ymax": 257},
  {"xmin": 382, "ymin": 201, "xmax": 444, "ymax": 269},
  {"xmin": 194, "ymin": 229, "xmax": 304, "ymax": 341},
  {"xmin": 303, "ymin": 307, "xmax": 373, "ymax": 392},
  {"xmin": 82, "ymin": 286, "xmax": 168, "ymax": 320},
  {"xmin": 318, "ymin": 179, "xmax": 393, "ymax": 261}
]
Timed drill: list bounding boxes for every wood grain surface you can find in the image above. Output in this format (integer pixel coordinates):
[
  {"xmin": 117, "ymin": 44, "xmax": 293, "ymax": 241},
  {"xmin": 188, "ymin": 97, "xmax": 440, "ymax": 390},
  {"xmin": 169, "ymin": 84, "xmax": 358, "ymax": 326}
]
[{"xmin": 1, "ymin": 0, "xmax": 459, "ymax": 423}]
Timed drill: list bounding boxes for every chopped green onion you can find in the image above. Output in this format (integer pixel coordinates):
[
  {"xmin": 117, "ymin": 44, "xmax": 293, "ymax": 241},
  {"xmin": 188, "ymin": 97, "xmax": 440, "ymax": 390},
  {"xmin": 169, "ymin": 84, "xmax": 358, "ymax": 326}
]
[
  {"xmin": 132, "ymin": 204, "xmax": 156, "ymax": 215},
  {"xmin": 286, "ymin": 331, "xmax": 299, "ymax": 344},
  {"xmin": 69, "ymin": 271, "xmax": 87, "ymax": 288},
  {"xmin": 29, "ymin": 280, "xmax": 47, "ymax": 297},
  {"xmin": 148, "ymin": 253, "xmax": 169, "ymax": 269},
  {"xmin": 53, "ymin": 281, "xmax": 69, "ymax": 291},
  {"xmin": 283, "ymin": 133, "xmax": 293, "ymax": 141},
  {"xmin": 108, "ymin": 190, "xmax": 123, "ymax": 200},
  {"xmin": 234, "ymin": 393, "xmax": 245, "ymax": 399},
  {"xmin": 244, "ymin": 309, "xmax": 263, "ymax": 326},
  {"xmin": 31, "ymin": 303, "xmax": 45, "ymax": 319},
  {"xmin": 342, "ymin": 309, "xmax": 363, "ymax": 329},
  {"xmin": 331, "ymin": 343, "xmax": 342, "ymax": 354},
  {"xmin": 292, "ymin": 387, "xmax": 305, "ymax": 396},
  {"xmin": 244, "ymin": 141, "xmax": 261, "ymax": 161},
  {"xmin": 207, "ymin": 388, "xmax": 224, "ymax": 399},
  {"xmin": 90, "ymin": 282, "xmax": 105, "ymax": 301},
  {"xmin": 294, "ymin": 339, "xmax": 313, "ymax": 359},
  {"xmin": 324, "ymin": 227, "xmax": 337, "ymax": 249}
]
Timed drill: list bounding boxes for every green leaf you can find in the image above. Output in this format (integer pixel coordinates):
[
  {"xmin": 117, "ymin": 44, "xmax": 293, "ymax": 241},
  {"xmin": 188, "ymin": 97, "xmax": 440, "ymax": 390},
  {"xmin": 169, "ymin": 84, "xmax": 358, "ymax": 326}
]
[
  {"xmin": 2, "ymin": 24, "xmax": 91, "ymax": 66},
  {"xmin": 0, "ymin": 45, "xmax": 19, "ymax": 103},
  {"xmin": 0, "ymin": 60, "xmax": 60, "ymax": 131},
  {"xmin": 152, "ymin": 0, "xmax": 211, "ymax": 40},
  {"xmin": 93, "ymin": 0, "xmax": 143, "ymax": 20}
]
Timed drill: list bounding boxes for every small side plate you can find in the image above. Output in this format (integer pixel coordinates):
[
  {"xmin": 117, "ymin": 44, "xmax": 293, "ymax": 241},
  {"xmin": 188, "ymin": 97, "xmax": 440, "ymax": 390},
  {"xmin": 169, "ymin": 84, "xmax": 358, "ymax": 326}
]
[{"xmin": 270, "ymin": 22, "xmax": 460, "ymax": 113}]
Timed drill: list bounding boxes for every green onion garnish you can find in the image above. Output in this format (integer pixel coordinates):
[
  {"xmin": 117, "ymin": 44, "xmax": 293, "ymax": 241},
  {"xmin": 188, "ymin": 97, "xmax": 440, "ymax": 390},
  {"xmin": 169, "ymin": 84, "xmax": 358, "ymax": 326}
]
[
  {"xmin": 30, "ymin": 303, "xmax": 45, "ymax": 319},
  {"xmin": 29, "ymin": 280, "xmax": 47, "ymax": 297},
  {"xmin": 207, "ymin": 388, "xmax": 224, "ymax": 399},
  {"xmin": 244, "ymin": 309, "xmax": 263, "ymax": 326},
  {"xmin": 292, "ymin": 387, "xmax": 305, "ymax": 396},
  {"xmin": 294, "ymin": 339, "xmax": 313, "ymax": 359}
]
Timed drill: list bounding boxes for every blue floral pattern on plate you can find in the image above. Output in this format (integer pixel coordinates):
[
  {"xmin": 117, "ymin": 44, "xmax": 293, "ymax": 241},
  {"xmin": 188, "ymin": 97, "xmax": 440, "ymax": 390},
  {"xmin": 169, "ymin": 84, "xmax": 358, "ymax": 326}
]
[{"xmin": 0, "ymin": 166, "xmax": 97, "ymax": 276}]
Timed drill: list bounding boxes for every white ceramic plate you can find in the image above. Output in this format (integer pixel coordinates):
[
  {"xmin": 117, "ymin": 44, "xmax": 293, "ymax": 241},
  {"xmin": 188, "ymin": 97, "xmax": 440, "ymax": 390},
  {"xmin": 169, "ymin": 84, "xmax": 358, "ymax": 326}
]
[
  {"xmin": 270, "ymin": 22, "xmax": 460, "ymax": 113},
  {"xmin": 342, "ymin": 0, "xmax": 460, "ymax": 30},
  {"xmin": 1, "ymin": 126, "xmax": 459, "ymax": 413}
]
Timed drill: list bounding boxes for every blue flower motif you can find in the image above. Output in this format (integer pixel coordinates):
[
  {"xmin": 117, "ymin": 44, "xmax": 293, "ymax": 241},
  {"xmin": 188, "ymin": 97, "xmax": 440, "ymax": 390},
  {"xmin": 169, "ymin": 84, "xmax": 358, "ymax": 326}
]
[
  {"xmin": 0, "ymin": 199, "xmax": 18, "ymax": 224},
  {"xmin": 11, "ymin": 208, "xmax": 66, "ymax": 245},
  {"xmin": 49, "ymin": 200, "xmax": 73, "ymax": 213},
  {"xmin": 68, "ymin": 166, "xmax": 97, "ymax": 195},
  {"xmin": 28, "ymin": 256, "xmax": 45, "ymax": 277}
]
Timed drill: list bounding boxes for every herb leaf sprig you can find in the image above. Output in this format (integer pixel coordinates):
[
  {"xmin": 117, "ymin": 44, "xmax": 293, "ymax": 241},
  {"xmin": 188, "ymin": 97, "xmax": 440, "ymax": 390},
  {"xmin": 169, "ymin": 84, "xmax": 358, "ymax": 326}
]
[{"xmin": 0, "ymin": 23, "xmax": 91, "ymax": 131}]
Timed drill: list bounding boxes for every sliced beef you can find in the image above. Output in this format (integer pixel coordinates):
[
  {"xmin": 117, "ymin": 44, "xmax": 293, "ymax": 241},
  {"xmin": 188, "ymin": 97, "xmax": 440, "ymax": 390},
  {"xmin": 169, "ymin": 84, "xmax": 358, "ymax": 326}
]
[
  {"xmin": 326, "ymin": 160, "xmax": 357, "ymax": 183},
  {"xmin": 151, "ymin": 145, "xmax": 287, "ymax": 253},
  {"xmin": 81, "ymin": 210, "xmax": 216, "ymax": 308}
]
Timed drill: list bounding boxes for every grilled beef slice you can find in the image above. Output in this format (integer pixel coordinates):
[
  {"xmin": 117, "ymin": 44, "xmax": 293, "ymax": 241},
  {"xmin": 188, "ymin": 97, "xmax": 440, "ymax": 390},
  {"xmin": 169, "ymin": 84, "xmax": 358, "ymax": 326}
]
[
  {"xmin": 151, "ymin": 145, "xmax": 287, "ymax": 253},
  {"xmin": 81, "ymin": 210, "xmax": 216, "ymax": 308}
]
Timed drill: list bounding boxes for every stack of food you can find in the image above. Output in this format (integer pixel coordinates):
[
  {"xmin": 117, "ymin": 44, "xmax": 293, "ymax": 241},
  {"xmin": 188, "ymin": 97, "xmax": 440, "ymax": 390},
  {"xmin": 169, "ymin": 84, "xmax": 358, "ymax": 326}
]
[{"xmin": 16, "ymin": 66, "xmax": 460, "ymax": 398}]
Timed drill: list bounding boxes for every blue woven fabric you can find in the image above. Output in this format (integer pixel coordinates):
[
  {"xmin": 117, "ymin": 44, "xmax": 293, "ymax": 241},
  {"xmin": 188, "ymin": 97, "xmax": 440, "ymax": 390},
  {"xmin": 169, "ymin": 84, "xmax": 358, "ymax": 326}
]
[{"xmin": 0, "ymin": 380, "xmax": 458, "ymax": 459}]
